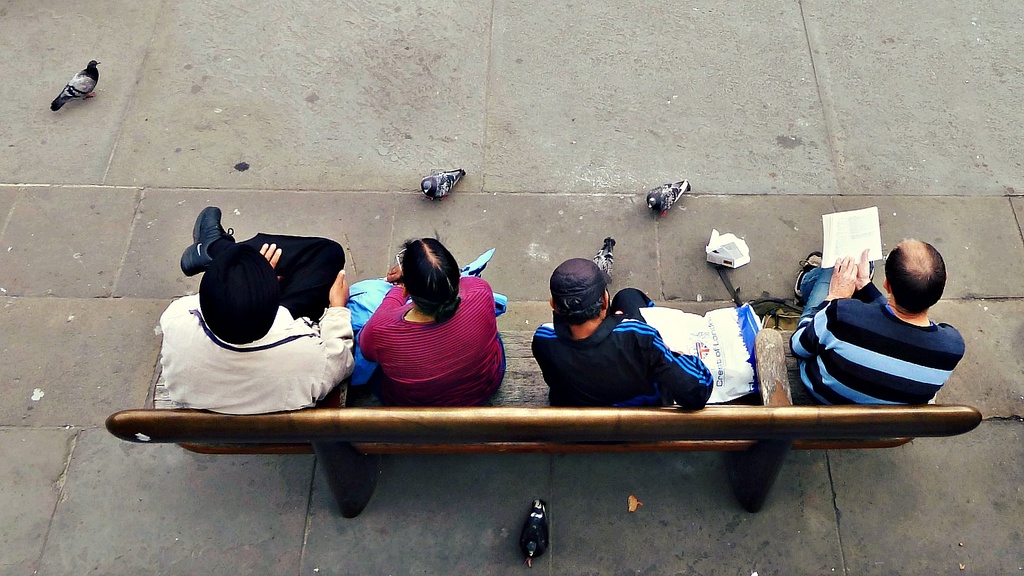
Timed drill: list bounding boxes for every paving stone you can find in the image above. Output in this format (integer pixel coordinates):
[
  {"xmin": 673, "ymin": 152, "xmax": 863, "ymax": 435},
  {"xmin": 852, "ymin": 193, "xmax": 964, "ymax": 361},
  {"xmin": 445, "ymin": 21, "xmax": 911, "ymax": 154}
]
[
  {"xmin": 115, "ymin": 189, "xmax": 393, "ymax": 298},
  {"xmin": 1011, "ymin": 196, "xmax": 1024, "ymax": 235},
  {"xmin": 548, "ymin": 450, "xmax": 842, "ymax": 575},
  {"xmin": 932, "ymin": 300, "xmax": 1024, "ymax": 418},
  {"xmin": 0, "ymin": 189, "xmax": 18, "ymax": 239},
  {"xmin": 834, "ymin": 196, "xmax": 1024, "ymax": 298},
  {"xmin": 103, "ymin": 0, "xmax": 491, "ymax": 191},
  {"xmin": 0, "ymin": 428, "xmax": 76, "ymax": 575},
  {"xmin": 390, "ymin": 193, "xmax": 661, "ymax": 300},
  {"xmin": 487, "ymin": 0, "xmax": 835, "ymax": 195},
  {"xmin": 0, "ymin": 1, "xmax": 164, "ymax": 184},
  {"xmin": 803, "ymin": 0, "xmax": 1024, "ymax": 195},
  {"xmin": 658, "ymin": 195, "xmax": 839, "ymax": 302},
  {"xmin": 303, "ymin": 453, "xmax": 551, "ymax": 575},
  {"xmin": 0, "ymin": 298, "xmax": 165, "ymax": 427},
  {"xmin": 38, "ymin": 430, "xmax": 313, "ymax": 576},
  {"xmin": 829, "ymin": 421, "xmax": 1024, "ymax": 575},
  {"xmin": 0, "ymin": 187, "xmax": 139, "ymax": 297}
]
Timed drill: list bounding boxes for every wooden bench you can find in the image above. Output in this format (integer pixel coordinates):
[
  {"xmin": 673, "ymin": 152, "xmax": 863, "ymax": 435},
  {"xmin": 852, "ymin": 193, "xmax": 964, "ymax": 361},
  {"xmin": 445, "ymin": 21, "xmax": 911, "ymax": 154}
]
[{"xmin": 106, "ymin": 329, "xmax": 982, "ymax": 518}]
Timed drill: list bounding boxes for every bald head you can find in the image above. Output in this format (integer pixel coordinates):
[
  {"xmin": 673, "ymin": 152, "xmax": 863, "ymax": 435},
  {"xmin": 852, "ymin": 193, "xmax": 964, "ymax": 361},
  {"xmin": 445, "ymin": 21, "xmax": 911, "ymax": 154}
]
[{"xmin": 884, "ymin": 239, "xmax": 946, "ymax": 313}]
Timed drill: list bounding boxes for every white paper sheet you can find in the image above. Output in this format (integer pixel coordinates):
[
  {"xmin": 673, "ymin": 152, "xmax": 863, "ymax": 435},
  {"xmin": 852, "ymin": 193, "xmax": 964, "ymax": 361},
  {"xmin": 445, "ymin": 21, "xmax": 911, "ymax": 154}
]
[{"xmin": 821, "ymin": 206, "xmax": 883, "ymax": 268}]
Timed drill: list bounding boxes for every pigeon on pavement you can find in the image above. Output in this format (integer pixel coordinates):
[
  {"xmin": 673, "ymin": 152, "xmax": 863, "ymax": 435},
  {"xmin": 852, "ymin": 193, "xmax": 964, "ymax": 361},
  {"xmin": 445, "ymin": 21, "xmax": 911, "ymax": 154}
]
[
  {"xmin": 519, "ymin": 499, "xmax": 549, "ymax": 568},
  {"xmin": 51, "ymin": 60, "xmax": 100, "ymax": 111},
  {"xmin": 593, "ymin": 237, "xmax": 615, "ymax": 281},
  {"xmin": 646, "ymin": 179, "xmax": 690, "ymax": 216},
  {"xmin": 421, "ymin": 168, "xmax": 465, "ymax": 200}
]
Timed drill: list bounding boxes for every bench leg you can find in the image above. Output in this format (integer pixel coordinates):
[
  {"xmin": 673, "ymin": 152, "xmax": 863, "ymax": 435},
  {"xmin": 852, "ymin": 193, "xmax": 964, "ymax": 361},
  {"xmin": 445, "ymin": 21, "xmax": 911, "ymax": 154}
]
[
  {"xmin": 311, "ymin": 441, "xmax": 381, "ymax": 518},
  {"xmin": 724, "ymin": 439, "xmax": 792, "ymax": 513}
]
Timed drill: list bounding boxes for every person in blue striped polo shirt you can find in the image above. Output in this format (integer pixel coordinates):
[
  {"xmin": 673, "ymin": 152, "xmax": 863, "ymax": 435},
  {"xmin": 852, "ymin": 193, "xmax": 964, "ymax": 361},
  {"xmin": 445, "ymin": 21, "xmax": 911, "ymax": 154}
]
[{"xmin": 790, "ymin": 239, "xmax": 965, "ymax": 405}]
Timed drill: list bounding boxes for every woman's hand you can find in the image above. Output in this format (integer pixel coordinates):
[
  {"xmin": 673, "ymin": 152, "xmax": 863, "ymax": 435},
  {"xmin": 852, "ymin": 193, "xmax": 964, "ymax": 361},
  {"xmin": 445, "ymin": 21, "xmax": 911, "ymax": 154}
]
[{"xmin": 386, "ymin": 264, "xmax": 403, "ymax": 285}]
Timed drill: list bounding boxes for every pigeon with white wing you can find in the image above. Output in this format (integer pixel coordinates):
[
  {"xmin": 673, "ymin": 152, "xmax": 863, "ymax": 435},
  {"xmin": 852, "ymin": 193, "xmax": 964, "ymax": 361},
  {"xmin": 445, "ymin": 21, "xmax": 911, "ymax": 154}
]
[
  {"xmin": 593, "ymin": 236, "xmax": 615, "ymax": 281},
  {"xmin": 51, "ymin": 60, "xmax": 100, "ymax": 111},
  {"xmin": 421, "ymin": 168, "xmax": 465, "ymax": 200},
  {"xmin": 646, "ymin": 179, "xmax": 690, "ymax": 217}
]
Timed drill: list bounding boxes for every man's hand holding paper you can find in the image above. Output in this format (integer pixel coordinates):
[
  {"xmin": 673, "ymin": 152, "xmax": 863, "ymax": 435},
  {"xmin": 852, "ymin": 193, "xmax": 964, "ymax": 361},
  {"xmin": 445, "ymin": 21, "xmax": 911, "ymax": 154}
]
[{"xmin": 826, "ymin": 250, "xmax": 870, "ymax": 300}]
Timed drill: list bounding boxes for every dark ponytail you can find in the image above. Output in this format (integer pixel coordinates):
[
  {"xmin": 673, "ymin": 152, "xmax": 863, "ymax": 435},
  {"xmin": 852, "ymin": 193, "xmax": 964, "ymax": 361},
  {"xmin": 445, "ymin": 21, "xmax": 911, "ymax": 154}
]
[
  {"xmin": 430, "ymin": 294, "xmax": 462, "ymax": 323},
  {"xmin": 400, "ymin": 238, "xmax": 462, "ymax": 323}
]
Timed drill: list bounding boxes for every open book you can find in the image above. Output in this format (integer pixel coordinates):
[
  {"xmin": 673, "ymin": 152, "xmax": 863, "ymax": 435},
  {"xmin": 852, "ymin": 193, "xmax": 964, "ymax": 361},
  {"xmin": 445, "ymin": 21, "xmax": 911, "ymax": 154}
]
[{"xmin": 821, "ymin": 207, "xmax": 883, "ymax": 268}]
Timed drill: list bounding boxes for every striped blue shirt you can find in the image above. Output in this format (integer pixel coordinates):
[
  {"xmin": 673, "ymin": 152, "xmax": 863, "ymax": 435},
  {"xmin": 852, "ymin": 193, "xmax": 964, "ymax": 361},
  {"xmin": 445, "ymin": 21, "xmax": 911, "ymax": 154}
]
[{"xmin": 790, "ymin": 285, "xmax": 964, "ymax": 405}]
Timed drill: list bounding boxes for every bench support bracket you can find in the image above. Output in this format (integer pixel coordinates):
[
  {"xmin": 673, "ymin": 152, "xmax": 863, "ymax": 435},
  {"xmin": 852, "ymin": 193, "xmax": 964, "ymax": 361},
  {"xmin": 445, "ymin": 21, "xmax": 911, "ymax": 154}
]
[
  {"xmin": 311, "ymin": 441, "xmax": 381, "ymax": 518},
  {"xmin": 724, "ymin": 439, "xmax": 792, "ymax": 513}
]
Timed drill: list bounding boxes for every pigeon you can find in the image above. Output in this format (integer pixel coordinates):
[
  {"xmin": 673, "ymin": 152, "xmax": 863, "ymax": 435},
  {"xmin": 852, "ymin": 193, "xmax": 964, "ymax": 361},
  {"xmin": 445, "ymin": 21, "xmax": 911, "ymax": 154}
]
[
  {"xmin": 51, "ymin": 60, "xmax": 100, "ymax": 111},
  {"xmin": 593, "ymin": 236, "xmax": 615, "ymax": 280},
  {"xmin": 519, "ymin": 499, "xmax": 549, "ymax": 568},
  {"xmin": 421, "ymin": 168, "xmax": 465, "ymax": 200},
  {"xmin": 646, "ymin": 179, "xmax": 690, "ymax": 216}
]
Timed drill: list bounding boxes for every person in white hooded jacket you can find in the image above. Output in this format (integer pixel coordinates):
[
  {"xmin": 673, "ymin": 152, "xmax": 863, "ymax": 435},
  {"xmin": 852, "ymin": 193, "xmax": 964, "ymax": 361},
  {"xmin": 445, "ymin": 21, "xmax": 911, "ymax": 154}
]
[{"xmin": 158, "ymin": 206, "xmax": 355, "ymax": 414}]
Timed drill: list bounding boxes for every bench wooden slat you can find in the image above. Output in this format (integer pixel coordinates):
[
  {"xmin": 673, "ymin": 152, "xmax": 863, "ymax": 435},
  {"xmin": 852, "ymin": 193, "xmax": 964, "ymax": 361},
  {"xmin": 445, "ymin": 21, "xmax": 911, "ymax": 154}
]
[
  {"xmin": 794, "ymin": 438, "xmax": 912, "ymax": 450},
  {"xmin": 174, "ymin": 437, "xmax": 914, "ymax": 455},
  {"xmin": 179, "ymin": 442, "xmax": 313, "ymax": 455},
  {"xmin": 353, "ymin": 441, "xmax": 756, "ymax": 454},
  {"xmin": 756, "ymin": 328, "xmax": 793, "ymax": 406},
  {"xmin": 177, "ymin": 441, "xmax": 756, "ymax": 455},
  {"xmin": 107, "ymin": 404, "xmax": 981, "ymax": 445},
  {"xmin": 151, "ymin": 329, "xmax": 807, "ymax": 410}
]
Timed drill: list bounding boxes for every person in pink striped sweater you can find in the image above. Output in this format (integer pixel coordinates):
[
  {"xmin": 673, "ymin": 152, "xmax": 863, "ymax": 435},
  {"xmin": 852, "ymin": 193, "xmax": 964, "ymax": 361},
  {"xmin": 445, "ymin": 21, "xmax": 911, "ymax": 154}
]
[{"xmin": 359, "ymin": 238, "xmax": 505, "ymax": 406}]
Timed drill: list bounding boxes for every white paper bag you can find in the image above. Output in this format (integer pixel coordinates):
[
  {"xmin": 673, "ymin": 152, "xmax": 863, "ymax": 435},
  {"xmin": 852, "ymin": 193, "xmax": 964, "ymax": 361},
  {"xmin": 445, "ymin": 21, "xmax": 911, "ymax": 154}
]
[{"xmin": 705, "ymin": 229, "xmax": 751, "ymax": 268}]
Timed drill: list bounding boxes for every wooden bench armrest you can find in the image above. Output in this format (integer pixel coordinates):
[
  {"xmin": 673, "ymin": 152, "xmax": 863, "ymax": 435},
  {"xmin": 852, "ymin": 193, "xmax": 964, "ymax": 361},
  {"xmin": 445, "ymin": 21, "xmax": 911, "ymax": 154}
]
[{"xmin": 755, "ymin": 329, "xmax": 792, "ymax": 406}]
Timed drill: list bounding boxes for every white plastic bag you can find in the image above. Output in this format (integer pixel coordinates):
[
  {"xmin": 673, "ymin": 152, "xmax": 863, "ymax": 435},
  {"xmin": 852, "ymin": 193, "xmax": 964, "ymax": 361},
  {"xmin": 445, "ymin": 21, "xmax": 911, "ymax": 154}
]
[{"xmin": 639, "ymin": 303, "xmax": 761, "ymax": 403}]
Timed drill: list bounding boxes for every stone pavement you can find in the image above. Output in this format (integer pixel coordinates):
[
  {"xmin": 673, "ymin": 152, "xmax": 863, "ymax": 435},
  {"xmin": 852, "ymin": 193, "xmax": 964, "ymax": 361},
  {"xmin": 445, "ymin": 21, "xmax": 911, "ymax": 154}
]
[{"xmin": 1, "ymin": 0, "xmax": 1021, "ymax": 574}]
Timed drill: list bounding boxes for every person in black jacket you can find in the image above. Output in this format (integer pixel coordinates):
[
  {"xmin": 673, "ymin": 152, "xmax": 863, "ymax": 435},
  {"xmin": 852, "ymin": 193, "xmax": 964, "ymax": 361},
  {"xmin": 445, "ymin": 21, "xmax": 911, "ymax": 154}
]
[{"xmin": 531, "ymin": 258, "xmax": 713, "ymax": 408}]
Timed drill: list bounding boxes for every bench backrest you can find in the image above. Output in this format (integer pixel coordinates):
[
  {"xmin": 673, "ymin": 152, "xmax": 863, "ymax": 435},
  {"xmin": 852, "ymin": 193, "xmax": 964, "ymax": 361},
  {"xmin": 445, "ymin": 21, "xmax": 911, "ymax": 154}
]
[{"xmin": 107, "ymin": 404, "xmax": 981, "ymax": 445}]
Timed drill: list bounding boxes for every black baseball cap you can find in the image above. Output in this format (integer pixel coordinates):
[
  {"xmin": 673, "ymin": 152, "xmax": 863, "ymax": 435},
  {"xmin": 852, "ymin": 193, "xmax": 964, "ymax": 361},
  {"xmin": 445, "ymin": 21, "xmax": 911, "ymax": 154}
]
[{"xmin": 549, "ymin": 258, "xmax": 607, "ymax": 315}]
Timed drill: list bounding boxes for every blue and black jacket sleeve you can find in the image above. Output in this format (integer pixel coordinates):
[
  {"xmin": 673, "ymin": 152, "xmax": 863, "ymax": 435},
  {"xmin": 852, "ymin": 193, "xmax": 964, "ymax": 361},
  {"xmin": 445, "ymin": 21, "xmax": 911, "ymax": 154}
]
[{"xmin": 637, "ymin": 325, "xmax": 713, "ymax": 409}]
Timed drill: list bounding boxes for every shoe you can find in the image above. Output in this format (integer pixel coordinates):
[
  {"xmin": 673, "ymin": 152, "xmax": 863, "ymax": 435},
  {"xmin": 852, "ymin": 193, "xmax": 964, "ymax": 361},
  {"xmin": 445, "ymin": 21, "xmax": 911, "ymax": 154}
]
[
  {"xmin": 794, "ymin": 251, "xmax": 822, "ymax": 305},
  {"xmin": 179, "ymin": 206, "xmax": 234, "ymax": 276}
]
